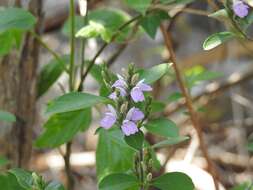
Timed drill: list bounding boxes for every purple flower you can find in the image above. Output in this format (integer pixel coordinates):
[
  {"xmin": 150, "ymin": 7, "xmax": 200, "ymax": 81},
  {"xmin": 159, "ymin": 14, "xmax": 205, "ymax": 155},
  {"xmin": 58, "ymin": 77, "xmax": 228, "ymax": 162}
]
[
  {"xmin": 126, "ymin": 107, "xmax": 144, "ymax": 121},
  {"xmin": 130, "ymin": 79, "xmax": 152, "ymax": 102},
  {"xmin": 100, "ymin": 105, "xmax": 117, "ymax": 129},
  {"xmin": 121, "ymin": 107, "xmax": 144, "ymax": 136},
  {"xmin": 121, "ymin": 120, "xmax": 138, "ymax": 136},
  {"xmin": 109, "ymin": 74, "xmax": 127, "ymax": 100},
  {"xmin": 233, "ymin": 0, "xmax": 249, "ymax": 18}
]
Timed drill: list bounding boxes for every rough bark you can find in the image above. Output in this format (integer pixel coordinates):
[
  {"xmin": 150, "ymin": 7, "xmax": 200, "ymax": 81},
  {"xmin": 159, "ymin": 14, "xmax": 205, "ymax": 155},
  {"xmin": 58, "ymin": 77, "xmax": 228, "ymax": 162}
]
[{"xmin": 0, "ymin": 0, "xmax": 43, "ymax": 168}]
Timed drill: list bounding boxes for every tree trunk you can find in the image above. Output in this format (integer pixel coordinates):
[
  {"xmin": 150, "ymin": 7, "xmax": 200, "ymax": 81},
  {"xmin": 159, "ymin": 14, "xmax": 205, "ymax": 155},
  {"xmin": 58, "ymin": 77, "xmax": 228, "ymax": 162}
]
[{"xmin": 0, "ymin": 0, "xmax": 43, "ymax": 168}]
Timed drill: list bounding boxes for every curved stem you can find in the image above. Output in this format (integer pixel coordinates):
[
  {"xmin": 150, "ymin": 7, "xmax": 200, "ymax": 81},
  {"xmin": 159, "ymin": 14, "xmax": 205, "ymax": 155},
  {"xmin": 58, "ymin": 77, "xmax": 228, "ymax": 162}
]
[
  {"xmin": 160, "ymin": 24, "xmax": 220, "ymax": 190},
  {"xmin": 30, "ymin": 31, "xmax": 67, "ymax": 72},
  {"xmin": 77, "ymin": 14, "xmax": 142, "ymax": 91}
]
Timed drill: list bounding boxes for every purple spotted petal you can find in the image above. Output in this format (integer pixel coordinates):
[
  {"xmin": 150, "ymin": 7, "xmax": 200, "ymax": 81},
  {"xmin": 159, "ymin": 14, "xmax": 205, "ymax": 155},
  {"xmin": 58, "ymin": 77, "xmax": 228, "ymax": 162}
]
[
  {"xmin": 137, "ymin": 80, "xmax": 152, "ymax": 92},
  {"xmin": 121, "ymin": 120, "xmax": 138, "ymax": 136},
  {"xmin": 100, "ymin": 112, "xmax": 116, "ymax": 129},
  {"xmin": 126, "ymin": 107, "xmax": 144, "ymax": 121},
  {"xmin": 130, "ymin": 87, "xmax": 145, "ymax": 102},
  {"xmin": 233, "ymin": 1, "xmax": 249, "ymax": 18}
]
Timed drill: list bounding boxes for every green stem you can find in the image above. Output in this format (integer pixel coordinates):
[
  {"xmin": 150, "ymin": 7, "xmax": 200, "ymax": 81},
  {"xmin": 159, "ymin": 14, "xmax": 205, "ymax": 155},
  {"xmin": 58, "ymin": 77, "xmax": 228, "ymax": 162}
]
[
  {"xmin": 77, "ymin": 14, "xmax": 142, "ymax": 91},
  {"xmin": 80, "ymin": 11, "xmax": 88, "ymax": 81},
  {"xmin": 31, "ymin": 31, "xmax": 67, "ymax": 71},
  {"xmin": 69, "ymin": 0, "xmax": 76, "ymax": 91}
]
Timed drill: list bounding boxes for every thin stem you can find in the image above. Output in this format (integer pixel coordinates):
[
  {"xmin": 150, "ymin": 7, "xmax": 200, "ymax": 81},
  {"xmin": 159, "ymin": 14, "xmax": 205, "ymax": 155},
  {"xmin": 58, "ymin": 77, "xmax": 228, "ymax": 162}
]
[
  {"xmin": 160, "ymin": 24, "xmax": 220, "ymax": 190},
  {"xmin": 80, "ymin": 10, "xmax": 89, "ymax": 81},
  {"xmin": 139, "ymin": 149, "xmax": 145, "ymax": 190},
  {"xmin": 30, "ymin": 31, "xmax": 67, "ymax": 71},
  {"xmin": 64, "ymin": 1, "xmax": 76, "ymax": 189},
  {"xmin": 69, "ymin": 0, "xmax": 76, "ymax": 91},
  {"xmin": 77, "ymin": 14, "xmax": 142, "ymax": 91}
]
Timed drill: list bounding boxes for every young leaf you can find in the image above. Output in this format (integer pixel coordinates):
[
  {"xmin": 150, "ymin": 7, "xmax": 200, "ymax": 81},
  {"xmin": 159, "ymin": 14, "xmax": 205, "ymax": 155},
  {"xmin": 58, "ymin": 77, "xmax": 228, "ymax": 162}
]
[
  {"xmin": 76, "ymin": 21, "xmax": 112, "ymax": 42},
  {"xmin": 9, "ymin": 168, "xmax": 33, "ymax": 189},
  {"xmin": 99, "ymin": 173, "xmax": 139, "ymax": 190},
  {"xmin": 96, "ymin": 128, "xmax": 135, "ymax": 180},
  {"xmin": 37, "ymin": 55, "xmax": 69, "ymax": 98},
  {"xmin": 144, "ymin": 118, "xmax": 179, "ymax": 138},
  {"xmin": 203, "ymin": 32, "xmax": 236, "ymax": 50},
  {"xmin": 231, "ymin": 182, "xmax": 253, "ymax": 190},
  {"xmin": 140, "ymin": 11, "xmax": 169, "ymax": 39},
  {"xmin": 46, "ymin": 92, "xmax": 107, "ymax": 115},
  {"xmin": 45, "ymin": 181, "xmax": 65, "ymax": 190},
  {"xmin": 35, "ymin": 108, "xmax": 91, "ymax": 148},
  {"xmin": 124, "ymin": 131, "xmax": 144, "ymax": 151},
  {"xmin": 152, "ymin": 172, "xmax": 194, "ymax": 190},
  {"xmin": 138, "ymin": 63, "xmax": 171, "ymax": 84},
  {"xmin": 0, "ymin": 110, "xmax": 16, "ymax": 123},
  {"xmin": 152, "ymin": 136, "xmax": 189, "ymax": 149},
  {"xmin": 125, "ymin": 0, "xmax": 152, "ymax": 14},
  {"xmin": 0, "ymin": 8, "xmax": 36, "ymax": 33},
  {"xmin": 0, "ymin": 173, "xmax": 25, "ymax": 190}
]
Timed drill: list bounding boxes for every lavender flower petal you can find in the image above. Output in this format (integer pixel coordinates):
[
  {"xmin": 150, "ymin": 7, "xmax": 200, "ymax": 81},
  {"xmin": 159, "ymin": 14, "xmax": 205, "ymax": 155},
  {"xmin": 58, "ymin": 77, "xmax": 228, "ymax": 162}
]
[
  {"xmin": 100, "ymin": 113, "xmax": 116, "ymax": 129},
  {"xmin": 121, "ymin": 120, "xmax": 138, "ymax": 136},
  {"xmin": 107, "ymin": 104, "xmax": 117, "ymax": 117},
  {"xmin": 109, "ymin": 92, "xmax": 117, "ymax": 100},
  {"xmin": 130, "ymin": 87, "xmax": 145, "ymax": 102},
  {"xmin": 233, "ymin": 1, "xmax": 249, "ymax": 18},
  {"xmin": 126, "ymin": 107, "xmax": 144, "ymax": 121}
]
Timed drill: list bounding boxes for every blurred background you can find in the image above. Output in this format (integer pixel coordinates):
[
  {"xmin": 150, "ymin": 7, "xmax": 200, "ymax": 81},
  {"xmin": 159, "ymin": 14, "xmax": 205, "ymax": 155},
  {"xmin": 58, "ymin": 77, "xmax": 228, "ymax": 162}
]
[{"xmin": 0, "ymin": 0, "xmax": 253, "ymax": 189}]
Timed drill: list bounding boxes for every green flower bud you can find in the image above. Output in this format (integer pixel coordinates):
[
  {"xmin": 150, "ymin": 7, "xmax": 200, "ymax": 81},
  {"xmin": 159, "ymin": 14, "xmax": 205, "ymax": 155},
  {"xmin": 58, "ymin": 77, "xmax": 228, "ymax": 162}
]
[
  {"xmin": 120, "ymin": 102, "xmax": 128, "ymax": 114},
  {"xmin": 131, "ymin": 73, "xmax": 139, "ymax": 86},
  {"xmin": 147, "ymin": 173, "xmax": 153, "ymax": 182}
]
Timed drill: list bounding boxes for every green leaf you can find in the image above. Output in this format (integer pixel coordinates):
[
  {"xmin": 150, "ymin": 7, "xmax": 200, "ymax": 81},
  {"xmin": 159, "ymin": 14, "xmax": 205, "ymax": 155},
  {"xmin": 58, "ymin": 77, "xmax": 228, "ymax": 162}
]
[
  {"xmin": 37, "ymin": 55, "xmax": 69, "ymax": 98},
  {"xmin": 99, "ymin": 173, "xmax": 139, "ymax": 190},
  {"xmin": 62, "ymin": 16, "xmax": 84, "ymax": 36},
  {"xmin": 125, "ymin": 0, "xmax": 152, "ymax": 14},
  {"xmin": 124, "ymin": 131, "xmax": 144, "ymax": 151},
  {"xmin": 138, "ymin": 63, "xmax": 171, "ymax": 84},
  {"xmin": 150, "ymin": 101, "xmax": 166, "ymax": 113},
  {"xmin": 46, "ymin": 92, "xmax": 107, "ymax": 115},
  {"xmin": 140, "ymin": 11, "xmax": 169, "ymax": 38},
  {"xmin": 0, "ymin": 7, "xmax": 36, "ymax": 33},
  {"xmin": 45, "ymin": 181, "xmax": 65, "ymax": 190},
  {"xmin": 35, "ymin": 108, "xmax": 91, "ymax": 148},
  {"xmin": 0, "ymin": 173, "xmax": 25, "ymax": 190},
  {"xmin": 231, "ymin": 182, "xmax": 253, "ymax": 190},
  {"xmin": 247, "ymin": 142, "xmax": 253, "ymax": 152},
  {"xmin": 152, "ymin": 136, "xmax": 189, "ymax": 149},
  {"xmin": 152, "ymin": 172, "xmax": 194, "ymax": 190},
  {"xmin": 185, "ymin": 66, "xmax": 223, "ymax": 88},
  {"xmin": 0, "ymin": 110, "xmax": 16, "ymax": 123},
  {"xmin": 9, "ymin": 168, "xmax": 33, "ymax": 189},
  {"xmin": 0, "ymin": 156, "xmax": 9, "ymax": 167},
  {"xmin": 0, "ymin": 32, "xmax": 13, "ymax": 56},
  {"xmin": 145, "ymin": 118, "xmax": 179, "ymax": 138},
  {"xmin": 209, "ymin": 9, "xmax": 229, "ymax": 22},
  {"xmin": 203, "ymin": 32, "xmax": 236, "ymax": 50},
  {"xmin": 96, "ymin": 128, "xmax": 135, "ymax": 180},
  {"xmin": 168, "ymin": 92, "xmax": 183, "ymax": 102}
]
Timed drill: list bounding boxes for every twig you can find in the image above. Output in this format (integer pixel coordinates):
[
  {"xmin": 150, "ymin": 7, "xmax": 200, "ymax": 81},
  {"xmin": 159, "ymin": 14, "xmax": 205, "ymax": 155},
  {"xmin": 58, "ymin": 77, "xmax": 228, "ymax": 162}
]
[
  {"xmin": 160, "ymin": 24, "xmax": 220, "ymax": 190},
  {"xmin": 77, "ymin": 14, "xmax": 142, "ymax": 91},
  {"xmin": 64, "ymin": 141, "xmax": 74, "ymax": 190}
]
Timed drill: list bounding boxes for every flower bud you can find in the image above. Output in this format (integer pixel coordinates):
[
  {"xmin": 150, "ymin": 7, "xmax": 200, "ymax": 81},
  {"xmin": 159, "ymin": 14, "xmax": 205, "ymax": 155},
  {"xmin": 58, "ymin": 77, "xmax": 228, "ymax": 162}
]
[
  {"xmin": 131, "ymin": 73, "xmax": 139, "ymax": 86},
  {"xmin": 147, "ymin": 173, "xmax": 153, "ymax": 182},
  {"xmin": 120, "ymin": 102, "xmax": 128, "ymax": 114},
  {"xmin": 79, "ymin": 0, "xmax": 87, "ymax": 17}
]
